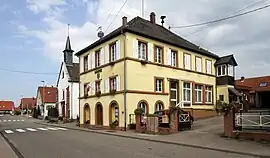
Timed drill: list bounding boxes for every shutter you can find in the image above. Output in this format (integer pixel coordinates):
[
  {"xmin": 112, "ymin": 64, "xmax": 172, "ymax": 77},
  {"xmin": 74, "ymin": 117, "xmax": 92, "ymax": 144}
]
[
  {"xmin": 147, "ymin": 42, "xmax": 153, "ymax": 62},
  {"xmin": 133, "ymin": 39, "xmax": 138, "ymax": 58},
  {"xmin": 100, "ymin": 48, "xmax": 104, "ymax": 65},
  {"xmin": 116, "ymin": 75, "xmax": 120, "ymax": 91},
  {"xmin": 185, "ymin": 54, "xmax": 191, "ymax": 70},
  {"xmin": 100, "ymin": 80, "xmax": 104, "ymax": 93},
  {"xmin": 105, "ymin": 45, "xmax": 109, "ymax": 64},
  {"xmin": 91, "ymin": 53, "xmax": 95, "ymax": 68},
  {"xmin": 105, "ymin": 78, "xmax": 109, "ymax": 93},
  {"xmin": 196, "ymin": 57, "xmax": 202, "ymax": 72},
  {"xmin": 166, "ymin": 48, "xmax": 171, "ymax": 65},
  {"xmin": 116, "ymin": 40, "xmax": 121, "ymax": 60},
  {"xmin": 87, "ymin": 83, "xmax": 91, "ymax": 96},
  {"xmin": 80, "ymin": 56, "xmax": 84, "ymax": 73},
  {"xmin": 92, "ymin": 82, "xmax": 95, "ymax": 94},
  {"xmin": 88, "ymin": 54, "xmax": 91, "ymax": 70}
]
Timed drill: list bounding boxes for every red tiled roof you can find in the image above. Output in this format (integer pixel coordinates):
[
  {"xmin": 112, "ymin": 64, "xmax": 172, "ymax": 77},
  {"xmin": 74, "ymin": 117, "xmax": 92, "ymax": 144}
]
[
  {"xmin": 0, "ymin": 101, "xmax": 15, "ymax": 111},
  {"xmin": 235, "ymin": 76, "xmax": 270, "ymax": 92},
  {"xmin": 38, "ymin": 87, "xmax": 57, "ymax": 103},
  {"xmin": 20, "ymin": 98, "xmax": 36, "ymax": 109}
]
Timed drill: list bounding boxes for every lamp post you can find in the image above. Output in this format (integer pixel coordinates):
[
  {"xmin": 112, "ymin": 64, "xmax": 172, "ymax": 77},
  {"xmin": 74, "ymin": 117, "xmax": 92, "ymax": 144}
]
[{"xmin": 41, "ymin": 81, "xmax": 45, "ymax": 120}]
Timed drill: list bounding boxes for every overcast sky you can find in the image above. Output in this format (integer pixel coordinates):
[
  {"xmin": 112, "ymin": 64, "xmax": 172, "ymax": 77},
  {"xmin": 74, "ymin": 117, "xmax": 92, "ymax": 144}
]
[{"xmin": 1, "ymin": 0, "xmax": 270, "ymax": 104}]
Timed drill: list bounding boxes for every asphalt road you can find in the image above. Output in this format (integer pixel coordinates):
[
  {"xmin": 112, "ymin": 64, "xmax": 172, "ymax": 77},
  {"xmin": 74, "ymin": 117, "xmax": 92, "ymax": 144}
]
[{"xmin": 0, "ymin": 115, "xmax": 257, "ymax": 158}]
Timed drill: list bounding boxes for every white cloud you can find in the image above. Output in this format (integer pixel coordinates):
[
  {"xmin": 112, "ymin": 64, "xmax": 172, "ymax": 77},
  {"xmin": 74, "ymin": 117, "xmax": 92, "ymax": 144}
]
[{"xmin": 20, "ymin": 0, "xmax": 270, "ymax": 78}]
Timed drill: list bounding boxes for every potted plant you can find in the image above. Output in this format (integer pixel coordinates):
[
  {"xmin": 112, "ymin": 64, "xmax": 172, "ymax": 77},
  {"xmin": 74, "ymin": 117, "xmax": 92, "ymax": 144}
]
[
  {"xmin": 134, "ymin": 108, "xmax": 144, "ymax": 116},
  {"xmin": 109, "ymin": 120, "xmax": 119, "ymax": 129}
]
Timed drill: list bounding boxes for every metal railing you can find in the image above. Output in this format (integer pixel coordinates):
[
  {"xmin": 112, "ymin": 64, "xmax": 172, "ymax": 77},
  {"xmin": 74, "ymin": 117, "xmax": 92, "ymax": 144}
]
[
  {"xmin": 235, "ymin": 113, "xmax": 270, "ymax": 129},
  {"xmin": 179, "ymin": 114, "xmax": 190, "ymax": 123}
]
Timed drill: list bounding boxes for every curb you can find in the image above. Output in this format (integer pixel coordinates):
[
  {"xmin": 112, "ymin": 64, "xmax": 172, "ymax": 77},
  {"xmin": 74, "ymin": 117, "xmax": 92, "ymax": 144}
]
[
  {"xmin": 0, "ymin": 132, "xmax": 24, "ymax": 158},
  {"xmin": 35, "ymin": 122, "xmax": 269, "ymax": 158}
]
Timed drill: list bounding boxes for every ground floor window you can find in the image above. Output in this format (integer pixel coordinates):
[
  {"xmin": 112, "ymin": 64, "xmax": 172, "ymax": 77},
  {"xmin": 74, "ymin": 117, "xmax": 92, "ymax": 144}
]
[
  {"xmin": 110, "ymin": 101, "xmax": 119, "ymax": 125},
  {"xmin": 138, "ymin": 100, "xmax": 148, "ymax": 115},
  {"xmin": 155, "ymin": 101, "xmax": 164, "ymax": 111}
]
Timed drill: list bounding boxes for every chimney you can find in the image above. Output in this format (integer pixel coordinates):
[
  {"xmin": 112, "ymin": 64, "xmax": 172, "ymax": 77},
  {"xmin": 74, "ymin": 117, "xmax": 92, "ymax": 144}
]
[
  {"xmin": 122, "ymin": 16, "xmax": 127, "ymax": 26},
  {"xmin": 240, "ymin": 76, "xmax": 245, "ymax": 82},
  {"xmin": 150, "ymin": 12, "xmax": 156, "ymax": 24}
]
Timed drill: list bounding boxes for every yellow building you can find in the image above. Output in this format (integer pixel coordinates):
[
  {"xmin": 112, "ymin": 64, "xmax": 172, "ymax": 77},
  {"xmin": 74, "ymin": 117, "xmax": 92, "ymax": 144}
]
[{"xmin": 75, "ymin": 12, "xmax": 232, "ymax": 130}]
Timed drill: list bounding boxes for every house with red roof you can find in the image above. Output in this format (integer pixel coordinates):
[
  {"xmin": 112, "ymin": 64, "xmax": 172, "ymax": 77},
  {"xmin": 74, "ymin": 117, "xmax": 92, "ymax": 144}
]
[
  {"xmin": 235, "ymin": 76, "xmax": 270, "ymax": 110},
  {"xmin": 20, "ymin": 97, "xmax": 36, "ymax": 112},
  {"xmin": 0, "ymin": 101, "xmax": 15, "ymax": 114},
  {"xmin": 36, "ymin": 86, "xmax": 58, "ymax": 117}
]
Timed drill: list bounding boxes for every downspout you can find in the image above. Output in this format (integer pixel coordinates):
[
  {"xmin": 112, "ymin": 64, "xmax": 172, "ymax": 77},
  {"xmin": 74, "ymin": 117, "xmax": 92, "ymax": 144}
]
[
  {"xmin": 122, "ymin": 30, "xmax": 127, "ymax": 131},
  {"xmin": 70, "ymin": 82, "xmax": 73, "ymax": 119},
  {"xmin": 78, "ymin": 58, "xmax": 81, "ymax": 125}
]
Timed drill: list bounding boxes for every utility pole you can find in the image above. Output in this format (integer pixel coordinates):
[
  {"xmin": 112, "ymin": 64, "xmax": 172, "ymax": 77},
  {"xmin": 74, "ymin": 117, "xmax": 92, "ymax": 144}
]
[{"xmin": 41, "ymin": 81, "xmax": 45, "ymax": 120}]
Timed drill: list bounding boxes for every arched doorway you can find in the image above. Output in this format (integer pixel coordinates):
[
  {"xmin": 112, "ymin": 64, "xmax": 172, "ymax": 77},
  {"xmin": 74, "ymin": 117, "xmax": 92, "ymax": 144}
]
[
  {"xmin": 95, "ymin": 103, "xmax": 103, "ymax": 125},
  {"xmin": 137, "ymin": 100, "xmax": 149, "ymax": 116},
  {"xmin": 109, "ymin": 101, "xmax": 119, "ymax": 125},
  {"xmin": 84, "ymin": 104, "xmax": 90, "ymax": 124},
  {"xmin": 155, "ymin": 101, "xmax": 164, "ymax": 112}
]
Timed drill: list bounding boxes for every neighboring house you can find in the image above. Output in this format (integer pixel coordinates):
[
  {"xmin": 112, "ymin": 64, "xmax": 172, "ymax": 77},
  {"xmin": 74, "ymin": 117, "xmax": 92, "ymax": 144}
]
[
  {"xmin": 75, "ymin": 12, "xmax": 237, "ymax": 129},
  {"xmin": 20, "ymin": 97, "xmax": 36, "ymax": 112},
  {"xmin": 0, "ymin": 101, "xmax": 14, "ymax": 114},
  {"xmin": 235, "ymin": 76, "xmax": 270, "ymax": 110},
  {"xmin": 36, "ymin": 86, "xmax": 57, "ymax": 117},
  {"xmin": 56, "ymin": 35, "xmax": 80, "ymax": 120}
]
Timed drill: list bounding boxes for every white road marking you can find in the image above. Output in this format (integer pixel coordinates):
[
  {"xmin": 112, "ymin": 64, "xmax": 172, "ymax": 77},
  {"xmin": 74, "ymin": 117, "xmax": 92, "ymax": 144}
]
[
  {"xmin": 17, "ymin": 120, "xmax": 21, "ymax": 121},
  {"xmin": 13, "ymin": 120, "xmax": 16, "ymax": 122},
  {"xmin": 37, "ymin": 128, "xmax": 48, "ymax": 131},
  {"xmin": 8, "ymin": 120, "xmax": 11, "ymax": 121},
  {"xmin": 0, "ymin": 120, "xmax": 1, "ymax": 122},
  {"xmin": 26, "ymin": 128, "xmax": 37, "ymax": 132},
  {"xmin": 5, "ymin": 130, "xmax": 14, "ymax": 134},
  {"xmin": 4, "ymin": 120, "xmax": 6, "ymax": 122},
  {"xmin": 16, "ymin": 129, "xmax": 26, "ymax": 132},
  {"xmin": 55, "ymin": 127, "xmax": 68, "ymax": 131},
  {"xmin": 47, "ymin": 127, "xmax": 58, "ymax": 130},
  {"xmin": 21, "ymin": 120, "xmax": 24, "ymax": 121}
]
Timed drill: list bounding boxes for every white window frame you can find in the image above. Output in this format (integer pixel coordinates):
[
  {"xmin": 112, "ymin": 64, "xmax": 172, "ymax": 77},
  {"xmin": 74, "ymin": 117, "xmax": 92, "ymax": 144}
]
[
  {"xmin": 170, "ymin": 83, "xmax": 178, "ymax": 107},
  {"xmin": 110, "ymin": 77, "xmax": 117, "ymax": 91},
  {"xmin": 195, "ymin": 85, "xmax": 203, "ymax": 103},
  {"xmin": 228, "ymin": 65, "xmax": 234, "ymax": 77},
  {"xmin": 206, "ymin": 60, "xmax": 212, "ymax": 74},
  {"xmin": 182, "ymin": 82, "xmax": 191, "ymax": 107},
  {"xmin": 110, "ymin": 43, "xmax": 117, "ymax": 62},
  {"xmin": 171, "ymin": 50, "xmax": 177, "ymax": 67},
  {"xmin": 184, "ymin": 53, "xmax": 191, "ymax": 70},
  {"xmin": 155, "ymin": 78, "xmax": 163, "ymax": 92},
  {"xmin": 217, "ymin": 64, "xmax": 227, "ymax": 77},
  {"xmin": 155, "ymin": 102, "xmax": 163, "ymax": 111},
  {"xmin": 205, "ymin": 86, "xmax": 213, "ymax": 104},
  {"xmin": 139, "ymin": 102, "xmax": 147, "ymax": 115},
  {"xmin": 154, "ymin": 46, "xmax": 162, "ymax": 64},
  {"xmin": 138, "ymin": 41, "xmax": 147, "ymax": 60},
  {"xmin": 195, "ymin": 57, "xmax": 202, "ymax": 72}
]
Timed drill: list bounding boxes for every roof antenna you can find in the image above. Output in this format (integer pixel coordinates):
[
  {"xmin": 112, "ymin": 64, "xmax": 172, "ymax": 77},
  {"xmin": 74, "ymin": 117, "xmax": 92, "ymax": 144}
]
[
  {"xmin": 67, "ymin": 24, "xmax": 70, "ymax": 36},
  {"xmin": 160, "ymin": 16, "xmax": 166, "ymax": 27}
]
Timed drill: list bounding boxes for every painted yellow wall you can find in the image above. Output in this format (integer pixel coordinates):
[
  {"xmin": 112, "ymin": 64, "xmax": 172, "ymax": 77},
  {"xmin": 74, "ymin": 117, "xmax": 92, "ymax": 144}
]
[{"xmin": 217, "ymin": 85, "xmax": 229, "ymax": 103}]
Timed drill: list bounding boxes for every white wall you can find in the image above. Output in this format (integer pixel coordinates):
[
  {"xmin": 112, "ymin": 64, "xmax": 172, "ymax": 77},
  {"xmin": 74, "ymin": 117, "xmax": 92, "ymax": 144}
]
[
  {"xmin": 57, "ymin": 63, "xmax": 69, "ymax": 116},
  {"xmin": 71, "ymin": 82, "xmax": 79, "ymax": 119},
  {"xmin": 44, "ymin": 103, "xmax": 56, "ymax": 117}
]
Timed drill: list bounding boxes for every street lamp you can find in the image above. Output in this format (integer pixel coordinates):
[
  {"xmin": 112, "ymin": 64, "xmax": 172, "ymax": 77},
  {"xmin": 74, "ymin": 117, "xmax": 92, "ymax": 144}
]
[{"xmin": 41, "ymin": 81, "xmax": 45, "ymax": 120}]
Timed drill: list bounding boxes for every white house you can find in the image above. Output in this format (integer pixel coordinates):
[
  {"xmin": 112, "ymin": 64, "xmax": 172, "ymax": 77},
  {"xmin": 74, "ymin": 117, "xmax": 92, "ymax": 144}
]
[
  {"xmin": 56, "ymin": 35, "xmax": 80, "ymax": 120},
  {"xmin": 36, "ymin": 86, "xmax": 58, "ymax": 117}
]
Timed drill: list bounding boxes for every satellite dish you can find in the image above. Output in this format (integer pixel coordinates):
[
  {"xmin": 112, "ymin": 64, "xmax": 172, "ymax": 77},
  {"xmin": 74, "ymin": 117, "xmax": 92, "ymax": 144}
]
[{"xmin": 98, "ymin": 31, "xmax": 104, "ymax": 38}]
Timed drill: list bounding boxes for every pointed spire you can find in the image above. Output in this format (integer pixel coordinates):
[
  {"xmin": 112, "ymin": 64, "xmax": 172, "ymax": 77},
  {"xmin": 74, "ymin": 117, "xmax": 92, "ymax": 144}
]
[{"xmin": 63, "ymin": 24, "xmax": 73, "ymax": 52}]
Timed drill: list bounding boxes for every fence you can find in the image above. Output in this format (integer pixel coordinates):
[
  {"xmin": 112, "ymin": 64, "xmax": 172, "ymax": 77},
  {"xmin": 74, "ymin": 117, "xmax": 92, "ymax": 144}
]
[{"xmin": 235, "ymin": 112, "xmax": 270, "ymax": 131}]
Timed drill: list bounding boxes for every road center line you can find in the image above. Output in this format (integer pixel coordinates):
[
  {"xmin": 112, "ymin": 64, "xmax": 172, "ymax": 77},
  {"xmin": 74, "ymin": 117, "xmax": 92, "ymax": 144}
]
[
  {"xmin": 37, "ymin": 128, "xmax": 48, "ymax": 131},
  {"xmin": 47, "ymin": 127, "xmax": 58, "ymax": 130},
  {"xmin": 16, "ymin": 129, "xmax": 26, "ymax": 132},
  {"xmin": 26, "ymin": 128, "xmax": 37, "ymax": 132}
]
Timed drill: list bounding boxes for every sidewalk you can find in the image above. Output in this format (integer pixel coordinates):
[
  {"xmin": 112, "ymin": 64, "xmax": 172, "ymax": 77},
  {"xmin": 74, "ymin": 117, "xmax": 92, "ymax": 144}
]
[
  {"xmin": 35, "ymin": 120, "xmax": 270, "ymax": 157},
  {"xmin": 0, "ymin": 134, "xmax": 18, "ymax": 158}
]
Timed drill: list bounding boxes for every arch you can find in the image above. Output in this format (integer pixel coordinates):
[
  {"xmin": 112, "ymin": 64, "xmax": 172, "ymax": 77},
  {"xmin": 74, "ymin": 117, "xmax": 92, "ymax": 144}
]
[
  {"xmin": 154, "ymin": 100, "xmax": 164, "ymax": 112},
  {"xmin": 84, "ymin": 103, "xmax": 90, "ymax": 124},
  {"xmin": 95, "ymin": 102, "xmax": 103, "ymax": 125},
  {"xmin": 109, "ymin": 100, "xmax": 119, "ymax": 125},
  {"xmin": 137, "ymin": 100, "xmax": 149, "ymax": 115}
]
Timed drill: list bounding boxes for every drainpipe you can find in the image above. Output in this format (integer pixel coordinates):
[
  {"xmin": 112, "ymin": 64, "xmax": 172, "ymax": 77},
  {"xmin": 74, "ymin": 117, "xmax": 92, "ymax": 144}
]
[
  {"xmin": 122, "ymin": 31, "xmax": 127, "ymax": 131},
  {"xmin": 70, "ymin": 82, "xmax": 73, "ymax": 119},
  {"xmin": 78, "ymin": 61, "xmax": 81, "ymax": 125}
]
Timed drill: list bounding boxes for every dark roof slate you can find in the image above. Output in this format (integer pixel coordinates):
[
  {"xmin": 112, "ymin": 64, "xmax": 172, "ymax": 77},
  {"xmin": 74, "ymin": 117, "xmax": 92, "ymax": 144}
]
[
  {"xmin": 66, "ymin": 63, "xmax": 80, "ymax": 82},
  {"xmin": 75, "ymin": 16, "xmax": 219, "ymax": 59},
  {"xmin": 215, "ymin": 54, "xmax": 238, "ymax": 66}
]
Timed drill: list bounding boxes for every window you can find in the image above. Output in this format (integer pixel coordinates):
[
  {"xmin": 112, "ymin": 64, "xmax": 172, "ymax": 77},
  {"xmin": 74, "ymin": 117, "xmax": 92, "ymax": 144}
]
[
  {"xmin": 171, "ymin": 50, "xmax": 177, "ymax": 67},
  {"xmin": 109, "ymin": 43, "xmax": 116, "ymax": 62},
  {"xmin": 155, "ymin": 78, "xmax": 164, "ymax": 92},
  {"xmin": 170, "ymin": 81, "xmax": 178, "ymax": 107},
  {"xmin": 95, "ymin": 50, "xmax": 101, "ymax": 67},
  {"xmin": 228, "ymin": 65, "xmax": 234, "ymax": 76},
  {"xmin": 206, "ymin": 60, "xmax": 212, "ymax": 74},
  {"xmin": 184, "ymin": 53, "xmax": 191, "ymax": 70},
  {"xmin": 95, "ymin": 81, "xmax": 101, "ymax": 93},
  {"xmin": 154, "ymin": 46, "xmax": 163, "ymax": 64},
  {"xmin": 205, "ymin": 86, "xmax": 213, "ymax": 103},
  {"xmin": 84, "ymin": 55, "xmax": 88, "ymax": 71},
  {"xmin": 195, "ymin": 85, "xmax": 202, "ymax": 103},
  {"xmin": 139, "ymin": 102, "xmax": 147, "ymax": 115},
  {"xmin": 138, "ymin": 41, "xmax": 147, "ymax": 60},
  {"xmin": 109, "ymin": 77, "xmax": 117, "ymax": 91},
  {"xmin": 183, "ymin": 82, "xmax": 191, "ymax": 103},
  {"xmin": 155, "ymin": 102, "xmax": 163, "ymax": 111},
  {"xmin": 83, "ymin": 84, "xmax": 88, "ymax": 96},
  {"xmin": 217, "ymin": 64, "xmax": 227, "ymax": 76},
  {"xmin": 259, "ymin": 82, "xmax": 268, "ymax": 87},
  {"xmin": 62, "ymin": 90, "xmax": 65, "ymax": 100},
  {"xmin": 219, "ymin": 95, "xmax": 224, "ymax": 101},
  {"xmin": 62, "ymin": 71, "xmax": 64, "ymax": 79},
  {"xmin": 195, "ymin": 57, "xmax": 202, "ymax": 72}
]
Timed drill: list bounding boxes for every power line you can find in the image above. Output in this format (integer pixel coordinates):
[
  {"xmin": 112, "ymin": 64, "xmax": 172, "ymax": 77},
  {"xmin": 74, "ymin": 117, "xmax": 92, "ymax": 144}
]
[
  {"xmin": 104, "ymin": 0, "xmax": 128, "ymax": 34},
  {"xmin": 185, "ymin": 0, "xmax": 269, "ymax": 37},
  {"xmin": 170, "ymin": 4, "xmax": 270, "ymax": 29},
  {"xmin": 101, "ymin": 0, "xmax": 117, "ymax": 28},
  {"xmin": 0, "ymin": 68, "xmax": 58, "ymax": 75}
]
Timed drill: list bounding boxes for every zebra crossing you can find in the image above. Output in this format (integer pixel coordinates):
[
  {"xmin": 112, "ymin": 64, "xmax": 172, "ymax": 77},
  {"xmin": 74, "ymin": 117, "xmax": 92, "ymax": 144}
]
[
  {"xmin": 3, "ymin": 127, "xmax": 68, "ymax": 134},
  {"xmin": 0, "ymin": 119, "xmax": 24, "ymax": 123}
]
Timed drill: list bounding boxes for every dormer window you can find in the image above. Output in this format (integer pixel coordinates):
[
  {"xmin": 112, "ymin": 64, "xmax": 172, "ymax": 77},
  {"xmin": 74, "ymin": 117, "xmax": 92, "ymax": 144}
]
[{"xmin": 216, "ymin": 64, "xmax": 234, "ymax": 77}]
